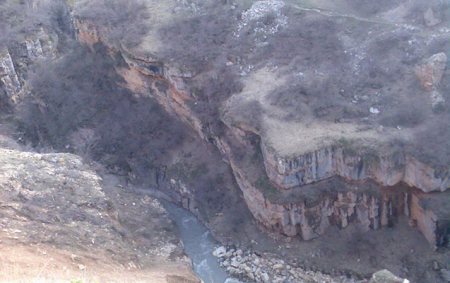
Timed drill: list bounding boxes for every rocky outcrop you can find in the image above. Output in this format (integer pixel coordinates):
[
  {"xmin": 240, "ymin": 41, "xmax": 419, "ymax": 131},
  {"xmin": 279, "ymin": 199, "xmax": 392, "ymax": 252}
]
[
  {"xmin": 0, "ymin": 141, "xmax": 199, "ymax": 282},
  {"xmin": 423, "ymin": 8, "xmax": 441, "ymax": 27},
  {"xmin": 415, "ymin": 52, "xmax": 447, "ymax": 108},
  {"xmin": 118, "ymin": 46, "xmax": 207, "ymax": 139},
  {"xmin": 262, "ymin": 143, "xmax": 450, "ymax": 193},
  {"xmin": 73, "ymin": 18, "xmax": 450, "ymax": 249},
  {"xmin": 370, "ymin": 269, "xmax": 409, "ymax": 283},
  {"xmin": 415, "ymin": 52, "xmax": 447, "ymax": 91},
  {"xmin": 231, "ymin": 156, "xmax": 450, "ymax": 248},
  {"xmin": 76, "ymin": 19, "xmax": 209, "ymax": 140},
  {"xmin": 0, "ymin": 46, "xmax": 21, "ymax": 102},
  {"xmin": 0, "ymin": 28, "xmax": 56, "ymax": 103}
]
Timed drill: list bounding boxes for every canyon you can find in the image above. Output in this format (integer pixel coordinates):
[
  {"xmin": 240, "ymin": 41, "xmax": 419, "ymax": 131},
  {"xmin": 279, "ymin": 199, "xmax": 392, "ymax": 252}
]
[
  {"xmin": 72, "ymin": 0, "xmax": 450, "ymax": 250},
  {"xmin": 1, "ymin": 0, "xmax": 450, "ymax": 282}
]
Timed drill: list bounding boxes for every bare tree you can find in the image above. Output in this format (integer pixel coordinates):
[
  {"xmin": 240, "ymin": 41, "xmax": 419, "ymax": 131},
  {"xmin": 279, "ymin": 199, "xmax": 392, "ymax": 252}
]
[
  {"xmin": 70, "ymin": 127, "xmax": 100, "ymax": 160},
  {"xmin": 0, "ymin": 0, "xmax": 25, "ymax": 45},
  {"xmin": 76, "ymin": 0, "xmax": 150, "ymax": 47}
]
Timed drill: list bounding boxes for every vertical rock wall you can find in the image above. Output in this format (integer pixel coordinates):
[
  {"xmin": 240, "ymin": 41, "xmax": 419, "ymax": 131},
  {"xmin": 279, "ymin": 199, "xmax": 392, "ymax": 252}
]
[
  {"xmin": 73, "ymin": 20, "xmax": 450, "ymax": 249},
  {"xmin": 262, "ymin": 143, "xmax": 450, "ymax": 193},
  {"xmin": 0, "ymin": 47, "xmax": 21, "ymax": 103}
]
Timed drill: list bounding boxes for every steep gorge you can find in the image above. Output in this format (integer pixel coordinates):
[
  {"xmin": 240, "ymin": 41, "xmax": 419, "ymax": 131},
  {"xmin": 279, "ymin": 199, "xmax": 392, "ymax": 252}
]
[
  {"xmin": 2, "ymin": 1, "xmax": 450, "ymax": 281},
  {"xmin": 73, "ymin": 16, "xmax": 450, "ymax": 251}
]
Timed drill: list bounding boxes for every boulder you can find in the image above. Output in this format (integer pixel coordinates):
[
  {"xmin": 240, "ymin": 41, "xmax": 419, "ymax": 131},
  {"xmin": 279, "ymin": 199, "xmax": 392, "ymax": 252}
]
[
  {"xmin": 369, "ymin": 269, "xmax": 409, "ymax": 283},
  {"xmin": 212, "ymin": 246, "xmax": 227, "ymax": 258},
  {"xmin": 415, "ymin": 53, "xmax": 447, "ymax": 91},
  {"xmin": 424, "ymin": 8, "xmax": 441, "ymax": 27}
]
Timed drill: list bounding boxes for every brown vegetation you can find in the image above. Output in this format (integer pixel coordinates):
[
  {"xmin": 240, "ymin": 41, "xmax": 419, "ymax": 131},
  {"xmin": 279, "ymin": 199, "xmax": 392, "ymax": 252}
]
[{"xmin": 17, "ymin": 43, "xmax": 187, "ymax": 176}]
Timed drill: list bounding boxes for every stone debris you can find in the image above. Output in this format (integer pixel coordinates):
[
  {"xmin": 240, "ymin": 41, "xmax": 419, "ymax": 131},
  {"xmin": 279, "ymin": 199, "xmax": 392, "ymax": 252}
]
[
  {"xmin": 213, "ymin": 246, "xmax": 227, "ymax": 257},
  {"xmin": 213, "ymin": 246, "xmax": 364, "ymax": 283},
  {"xmin": 236, "ymin": 0, "xmax": 288, "ymax": 37}
]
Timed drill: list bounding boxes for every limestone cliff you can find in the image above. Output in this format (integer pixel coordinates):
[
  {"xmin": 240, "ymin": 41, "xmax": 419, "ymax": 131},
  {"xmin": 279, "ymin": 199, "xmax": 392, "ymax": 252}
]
[
  {"xmin": 261, "ymin": 142, "xmax": 449, "ymax": 193},
  {"xmin": 70, "ymin": 0, "xmax": 450, "ymax": 251},
  {"xmin": 0, "ymin": 46, "xmax": 21, "ymax": 103},
  {"xmin": 0, "ymin": 28, "xmax": 56, "ymax": 104},
  {"xmin": 73, "ymin": 20, "xmax": 449, "ymax": 250}
]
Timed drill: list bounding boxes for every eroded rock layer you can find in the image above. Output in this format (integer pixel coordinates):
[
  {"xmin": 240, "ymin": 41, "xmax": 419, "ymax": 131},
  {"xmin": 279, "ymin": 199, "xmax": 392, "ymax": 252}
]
[
  {"xmin": 73, "ymin": 16, "xmax": 450, "ymax": 249},
  {"xmin": 262, "ymin": 142, "xmax": 449, "ymax": 193}
]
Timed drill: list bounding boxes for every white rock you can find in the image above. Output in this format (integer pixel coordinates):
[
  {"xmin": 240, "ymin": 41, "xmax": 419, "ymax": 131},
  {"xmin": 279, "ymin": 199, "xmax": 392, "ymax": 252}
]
[
  {"xmin": 369, "ymin": 107, "xmax": 380, "ymax": 114},
  {"xmin": 230, "ymin": 258, "xmax": 240, "ymax": 268},
  {"xmin": 261, "ymin": 272, "xmax": 270, "ymax": 282},
  {"xmin": 213, "ymin": 246, "xmax": 227, "ymax": 257},
  {"xmin": 224, "ymin": 251, "xmax": 234, "ymax": 258},
  {"xmin": 273, "ymin": 263, "xmax": 284, "ymax": 270},
  {"xmin": 431, "ymin": 91, "xmax": 445, "ymax": 108}
]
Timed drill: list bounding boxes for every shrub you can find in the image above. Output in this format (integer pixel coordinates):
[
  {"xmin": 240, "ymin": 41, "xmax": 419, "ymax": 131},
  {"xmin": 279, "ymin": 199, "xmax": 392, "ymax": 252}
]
[
  {"xmin": 413, "ymin": 112, "xmax": 450, "ymax": 166},
  {"xmin": 379, "ymin": 96, "xmax": 428, "ymax": 128},
  {"xmin": 17, "ymin": 43, "xmax": 187, "ymax": 173},
  {"xmin": 76, "ymin": 0, "xmax": 150, "ymax": 47},
  {"xmin": 0, "ymin": 0, "xmax": 73, "ymax": 46}
]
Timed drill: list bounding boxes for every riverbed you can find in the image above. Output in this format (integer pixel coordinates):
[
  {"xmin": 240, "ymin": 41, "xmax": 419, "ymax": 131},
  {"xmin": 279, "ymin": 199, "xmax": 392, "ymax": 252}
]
[{"xmin": 161, "ymin": 200, "xmax": 242, "ymax": 283}]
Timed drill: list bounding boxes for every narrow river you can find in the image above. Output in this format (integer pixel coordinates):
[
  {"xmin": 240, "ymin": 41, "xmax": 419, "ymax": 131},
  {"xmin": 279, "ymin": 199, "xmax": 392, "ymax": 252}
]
[{"xmin": 161, "ymin": 200, "xmax": 243, "ymax": 283}]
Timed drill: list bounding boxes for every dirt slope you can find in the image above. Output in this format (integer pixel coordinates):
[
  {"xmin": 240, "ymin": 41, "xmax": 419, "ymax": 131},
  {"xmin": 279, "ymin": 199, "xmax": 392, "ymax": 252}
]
[{"xmin": 0, "ymin": 128, "xmax": 199, "ymax": 283}]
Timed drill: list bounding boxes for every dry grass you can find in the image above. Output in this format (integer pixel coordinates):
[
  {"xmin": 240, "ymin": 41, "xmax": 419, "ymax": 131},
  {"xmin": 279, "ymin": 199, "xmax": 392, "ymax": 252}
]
[{"xmin": 224, "ymin": 66, "xmax": 413, "ymax": 157}]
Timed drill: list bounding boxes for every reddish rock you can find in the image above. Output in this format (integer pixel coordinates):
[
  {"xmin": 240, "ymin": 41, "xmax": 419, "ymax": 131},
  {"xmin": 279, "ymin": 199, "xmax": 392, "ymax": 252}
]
[{"xmin": 415, "ymin": 53, "xmax": 447, "ymax": 91}]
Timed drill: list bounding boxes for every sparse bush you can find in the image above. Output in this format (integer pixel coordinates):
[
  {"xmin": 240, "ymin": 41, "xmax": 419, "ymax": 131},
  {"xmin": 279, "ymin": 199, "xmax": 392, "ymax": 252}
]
[
  {"xmin": 26, "ymin": 0, "xmax": 73, "ymax": 37},
  {"xmin": 159, "ymin": 2, "xmax": 351, "ymax": 126},
  {"xmin": 413, "ymin": 112, "xmax": 450, "ymax": 166},
  {"xmin": 70, "ymin": 127, "xmax": 100, "ymax": 160},
  {"xmin": 17, "ymin": 44, "xmax": 118, "ymax": 146},
  {"xmin": 267, "ymin": 76, "xmax": 344, "ymax": 121},
  {"xmin": 234, "ymin": 100, "xmax": 264, "ymax": 131},
  {"xmin": 0, "ymin": 0, "xmax": 72, "ymax": 46},
  {"xmin": 379, "ymin": 97, "xmax": 428, "ymax": 128},
  {"xmin": 267, "ymin": 85, "xmax": 311, "ymax": 121},
  {"xmin": 17, "ymin": 42, "xmax": 186, "ymax": 174},
  {"xmin": 159, "ymin": 3, "xmax": 237, "ymax": 73},
  {"xmin": 0, "ymin": 0, "xmax": 26, "ymax": 45},
  {"xmin": 76, "ymin": 0, "xmax": 150, "ymax": 47},
  {"xmin": 261, "ymin": 14, "xmax": 346, "ymax": 69}
]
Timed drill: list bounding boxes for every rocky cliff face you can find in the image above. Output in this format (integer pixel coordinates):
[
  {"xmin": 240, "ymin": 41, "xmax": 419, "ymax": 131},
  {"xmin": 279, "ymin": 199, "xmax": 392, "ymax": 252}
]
[
  {"xmin": 73, "ymin": 17, "xmax": 450, "ymax": 250},
  {"xmin": 71, "ymin": 1, "xmax": 450, "ymax": 253},
  {"xmin": 234, "ymin": 170, "xmax": 449, "ymax": 248},
  {"xmin": 0, "ymin": 28, "xmax": 56, "ymax": 104},
  {"xmin": 262, "ymin": 143, "xmax": 449, "ymax": 193},
  {"xmin": 0, "ymin": 46, "xmax": 21, "ymax": 103}
]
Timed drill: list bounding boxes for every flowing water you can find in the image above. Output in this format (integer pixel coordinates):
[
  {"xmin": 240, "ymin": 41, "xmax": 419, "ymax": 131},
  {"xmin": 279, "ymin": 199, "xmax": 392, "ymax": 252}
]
[{"xmin": 161, "ymin": 200, "xmax": 242, "ymax": 283}]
